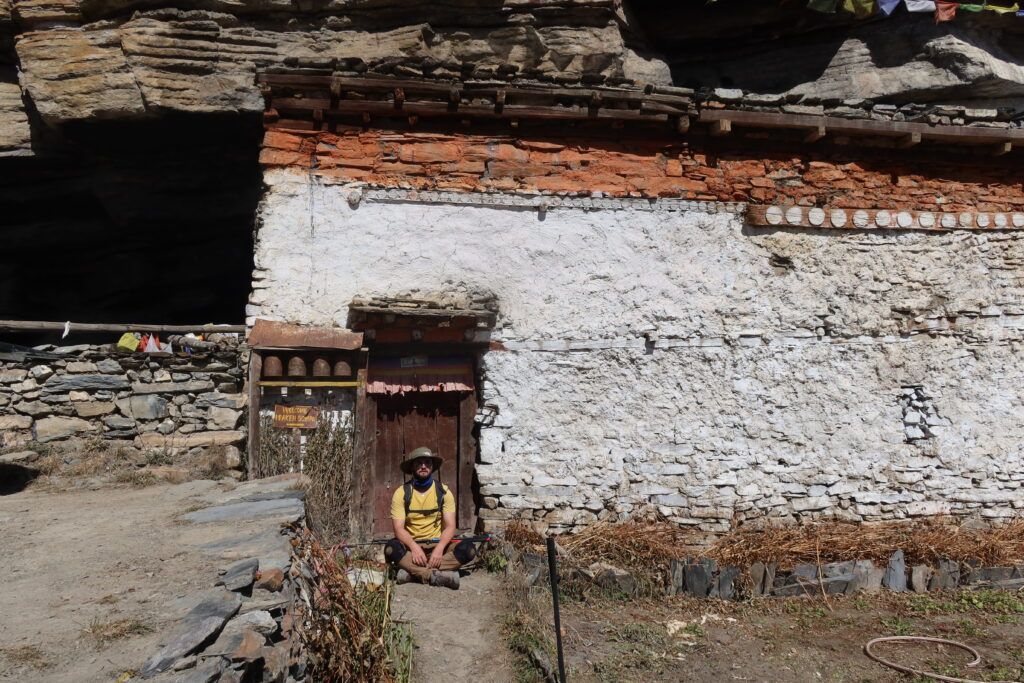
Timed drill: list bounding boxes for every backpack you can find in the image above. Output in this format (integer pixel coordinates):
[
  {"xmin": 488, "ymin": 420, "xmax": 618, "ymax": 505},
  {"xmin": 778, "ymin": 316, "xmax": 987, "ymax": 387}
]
[{"xmin": 403, "ymin": 479, "xmax": 446, "ymax": 520}]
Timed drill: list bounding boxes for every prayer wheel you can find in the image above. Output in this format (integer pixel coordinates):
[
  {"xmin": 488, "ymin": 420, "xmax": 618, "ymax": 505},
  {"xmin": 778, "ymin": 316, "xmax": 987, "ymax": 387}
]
[
  {"xmin": 287, "ymin": 355, "xmax": 307, "ymax": 377},
  {"xmin": 261, "ymin": 355, "xmax": 283, "ymax": 377},
  {"xmin": 333, "ymin": 360, "xmax": 353, "ymax": 377},
  {"xmin": 312, "ymin": 357, "xmax": 331, "ymax": 377}
]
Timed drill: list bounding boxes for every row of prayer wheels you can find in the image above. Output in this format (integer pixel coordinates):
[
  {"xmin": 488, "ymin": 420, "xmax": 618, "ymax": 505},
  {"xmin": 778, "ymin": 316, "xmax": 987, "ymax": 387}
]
[{"xmin": 262, "ymin": 355, "xmax": 352, "ymax": 378}]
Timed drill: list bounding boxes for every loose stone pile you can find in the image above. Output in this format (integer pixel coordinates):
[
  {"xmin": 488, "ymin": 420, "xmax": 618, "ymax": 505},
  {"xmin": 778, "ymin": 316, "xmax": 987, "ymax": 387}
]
[
  {"xmin": 0, "ymin": 337, "xmax": 247, "ymax": 458},
  {"xmin": 138, "ymin": 480, "xmax": 308, "ymax": 682}
]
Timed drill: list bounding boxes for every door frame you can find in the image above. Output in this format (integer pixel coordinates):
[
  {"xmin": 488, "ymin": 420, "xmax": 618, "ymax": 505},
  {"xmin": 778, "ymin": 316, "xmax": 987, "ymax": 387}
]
[{"xmin": 354, "ymin": 352, "xmax": 480, "ymax": 539}]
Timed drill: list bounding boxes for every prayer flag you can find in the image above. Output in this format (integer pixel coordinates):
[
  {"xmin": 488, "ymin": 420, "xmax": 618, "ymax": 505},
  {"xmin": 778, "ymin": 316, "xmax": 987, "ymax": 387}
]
[
  {"xmin": 935, "ymin": 0, "xmax": 957, "ymax": 20},
  {"xmin": 905, "ymin": 0, "xmax": 936, "ymax": 11}
]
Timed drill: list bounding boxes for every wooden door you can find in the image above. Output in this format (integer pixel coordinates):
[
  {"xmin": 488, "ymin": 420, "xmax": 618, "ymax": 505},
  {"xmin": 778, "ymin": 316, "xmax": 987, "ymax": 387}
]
[{"xmin": 373, "ymin": 393, "xmax": 475, "ymax": 536}]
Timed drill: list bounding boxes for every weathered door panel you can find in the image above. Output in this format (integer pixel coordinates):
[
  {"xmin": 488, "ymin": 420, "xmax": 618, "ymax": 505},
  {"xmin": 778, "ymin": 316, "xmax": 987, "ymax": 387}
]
[{"xmin": 373, "ymin": 395, "xmax": 464, "ymax": 536}]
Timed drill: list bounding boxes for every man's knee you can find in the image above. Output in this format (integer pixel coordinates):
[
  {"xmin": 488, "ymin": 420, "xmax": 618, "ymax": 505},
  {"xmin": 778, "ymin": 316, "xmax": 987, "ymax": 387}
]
[
  {"xmin": 452, "ymin": 540, "xmax": 477, "ymax": 564},
  {"xmin": 384, "ymin": 538, "xmax": 406, "ymax": 565}
]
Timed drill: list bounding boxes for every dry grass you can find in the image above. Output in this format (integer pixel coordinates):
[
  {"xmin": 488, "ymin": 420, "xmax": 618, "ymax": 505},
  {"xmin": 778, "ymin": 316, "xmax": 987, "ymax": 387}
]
[
  {"xmin": 499, "ymin": 541, "xmax": 558, "ymax": 683},
  {"xmin": 0, "ymin": 645, "xmax": 47, "ymax": 669},
  {"xmin": 709, "ymin": 518, "xmax": 1024, "ymax": 569},
  {"xmin": 82, "ymin": 617, "xmax": 153, "ymax": 648}
]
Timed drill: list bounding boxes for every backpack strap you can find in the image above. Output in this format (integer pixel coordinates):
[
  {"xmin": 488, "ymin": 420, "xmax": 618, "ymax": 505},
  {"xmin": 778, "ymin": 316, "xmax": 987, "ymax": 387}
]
[{"xmin": 403, "ymin": 479, "xmax": 446, "ymax": 518}]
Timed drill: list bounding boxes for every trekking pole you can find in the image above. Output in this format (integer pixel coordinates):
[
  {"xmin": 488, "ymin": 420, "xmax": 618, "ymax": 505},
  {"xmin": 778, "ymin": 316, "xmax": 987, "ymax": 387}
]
[{"xmin": 546, "ymin": 536, "xmax": 567, "ymax": 683}]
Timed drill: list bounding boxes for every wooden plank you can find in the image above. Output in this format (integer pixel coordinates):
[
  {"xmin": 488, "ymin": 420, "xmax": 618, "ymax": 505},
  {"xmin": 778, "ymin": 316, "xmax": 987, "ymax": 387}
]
[
  {"xmin": 278, "ymin": 99, "xmax": 670, "ymax": 123},
  {"xmin": 699, "ymin": 108, "xmax": 1024, "ymax": 145},
  {"xmin": 246, "ymin": 351, "xmax": 262, "ymax": 480},
  {"xmin": 458, "ymin": 391, "xmax": 478, "ymax": 531},
  {"xmin": 0, "ymin": 320, "xmax": 245, "ymax": 334},
  {"xmin": 258, "ymin": 381, "xmax": 362, "ymax": 387},
  {"xmin": 259, "ymin": 73, "xmax": 693, "ymax": 108},
  {"xmin": 351, "ymin": 364, "xmax": 376, "ymax": 540}
]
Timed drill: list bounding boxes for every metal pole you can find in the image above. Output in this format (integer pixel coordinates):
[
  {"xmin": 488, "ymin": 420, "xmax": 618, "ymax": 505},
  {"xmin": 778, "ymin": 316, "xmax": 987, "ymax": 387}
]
[{"xmin": 546, "ymin": 536, "xmax": 567, "ymax": 683}]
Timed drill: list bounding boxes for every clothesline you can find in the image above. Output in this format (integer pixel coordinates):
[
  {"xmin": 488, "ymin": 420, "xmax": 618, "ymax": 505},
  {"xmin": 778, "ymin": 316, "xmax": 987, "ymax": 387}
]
[{"xmin": 806, "ymin": 0, "xmax": 1022, "ymax": 20}]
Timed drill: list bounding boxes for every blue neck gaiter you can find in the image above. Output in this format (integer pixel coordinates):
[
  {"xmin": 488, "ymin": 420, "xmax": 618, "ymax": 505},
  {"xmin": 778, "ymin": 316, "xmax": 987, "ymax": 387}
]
[{"xmin": 412, "ymin": 474, "xmax": 434, "ymax": 492}]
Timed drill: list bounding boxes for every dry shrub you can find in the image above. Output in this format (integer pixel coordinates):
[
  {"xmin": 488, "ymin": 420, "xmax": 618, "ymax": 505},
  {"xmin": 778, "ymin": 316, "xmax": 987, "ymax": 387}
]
[
  {"xmin": 193, "ymin": 445, "xmax": 231, "ymax": 479},
  {"xmin": 304, "ymin": 414, "xmax": 353, "ymax": 545},
  {"xmin": 710, "ymin": 518, "xmax": 1024, "ymax": 569},
  {"xmin": 255, "ymin": 413, "xmax": 300, "ymax": 476},
  {"xmin": 293, "ymin": 528, "xmax": 410, "ymax": 683}
]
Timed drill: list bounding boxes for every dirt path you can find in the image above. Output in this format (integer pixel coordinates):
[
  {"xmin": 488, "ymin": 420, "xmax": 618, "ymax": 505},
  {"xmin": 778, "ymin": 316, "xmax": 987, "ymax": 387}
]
[
  {"xmin": 392, "ymin": 571, "xmax": 514, "ymax": 682},
  {"xmin": 0, "ymin": 477, "xmax": 299, "ymax": 682}
]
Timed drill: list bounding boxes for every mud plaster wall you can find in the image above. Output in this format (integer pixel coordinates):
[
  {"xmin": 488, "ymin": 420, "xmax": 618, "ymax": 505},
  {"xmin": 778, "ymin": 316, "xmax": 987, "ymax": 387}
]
[{"xmin": 251, "ymin": 169, "xmax": 1024, "ymax": 532}]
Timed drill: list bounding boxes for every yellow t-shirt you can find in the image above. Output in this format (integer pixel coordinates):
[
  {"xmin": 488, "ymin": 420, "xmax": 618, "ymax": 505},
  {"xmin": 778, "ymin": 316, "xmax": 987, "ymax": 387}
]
[{"xmin": 390, "ymin": 482, "xmax": 455, "ymax": 541}]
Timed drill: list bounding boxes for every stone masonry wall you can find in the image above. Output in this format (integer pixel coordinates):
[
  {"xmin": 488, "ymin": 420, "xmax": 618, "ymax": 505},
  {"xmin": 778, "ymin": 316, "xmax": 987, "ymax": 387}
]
[
  {"xmin": 260, "ymin": 129, "xmax": 1024, "ymax": 213},
  {"xmin": 251, "ymin": 169, "xmax": 1024, "ymax": 532},
  {"xmin": 0, "ymin": 339, "xmax": 247, "ymax": 456}
]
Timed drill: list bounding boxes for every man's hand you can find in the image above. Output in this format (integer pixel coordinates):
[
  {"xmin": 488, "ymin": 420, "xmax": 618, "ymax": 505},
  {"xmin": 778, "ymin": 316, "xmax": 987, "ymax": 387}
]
[
  {"xmin": 410, "ymin": 544, "xmax": 428, "ymax": 567},
  {"xmin": 428, "ymin": 547, "xmax": 445, "ymax": 569}
]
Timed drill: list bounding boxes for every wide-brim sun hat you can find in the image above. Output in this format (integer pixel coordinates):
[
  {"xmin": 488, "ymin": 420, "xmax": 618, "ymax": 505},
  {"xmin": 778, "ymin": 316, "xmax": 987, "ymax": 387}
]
[{"xmin": 400, "ymin": 446, "xmax": 444, "ymax": 475}]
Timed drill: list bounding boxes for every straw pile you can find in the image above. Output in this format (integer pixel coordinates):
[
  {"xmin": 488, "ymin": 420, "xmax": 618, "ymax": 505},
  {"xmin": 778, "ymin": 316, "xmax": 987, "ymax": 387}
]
[
  {"xmin": 503, "ymin": 520, "xmax": 545, "ymax": 552},
  {"xmin": 709, "ymin": 519, "xmax": 1024, "ymax": 569},
  {"xmin": 559, "ymin": 519, "xmax": 689, "ymax": 571}
]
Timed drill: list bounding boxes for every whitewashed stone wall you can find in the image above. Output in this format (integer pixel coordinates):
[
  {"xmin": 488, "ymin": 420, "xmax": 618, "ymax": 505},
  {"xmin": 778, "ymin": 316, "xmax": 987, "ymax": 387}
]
[{"xmin": 251, "ymin": 170, "xmax": 1024, "ymax": 531}]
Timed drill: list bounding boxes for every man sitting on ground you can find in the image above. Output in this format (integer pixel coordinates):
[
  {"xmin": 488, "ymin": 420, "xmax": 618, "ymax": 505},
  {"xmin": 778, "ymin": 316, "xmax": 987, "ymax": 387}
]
[{"xmin": 384, "ymin": 446, "xmax": 475, "ymax": 589}]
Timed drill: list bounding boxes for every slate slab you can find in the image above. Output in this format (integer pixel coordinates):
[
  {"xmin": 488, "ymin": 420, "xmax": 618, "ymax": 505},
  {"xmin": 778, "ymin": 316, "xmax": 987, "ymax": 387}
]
[
  {"xmin": 140, "ymin": 590, "xmax": 242, "ymax": 678},
  {"xmin": 182, "ymin": 498, "xmax": 304, "ymax": 524},
  {"xmin": 749, "ymin": 562, "xmax": 767, "ymax": 597},
  {"xmin": 684, "ymin": 558, "xmax": 714, "ymax": 597},
  {"xmin": 154, "ymin": 659, "xmax": 224, "ymax": 683},
  {"xmin": 929, "ymin": 559, "xmax": 960, "ymax": 590},
  {"xmin": 849, "ymin": 560, "xmax": 884, "ymax": 594},
  {"xmin": 217, "ymin": 558, "xmax": 259, "ymax": 592},
  {"xmin": 42, "ymin": 374, "xmax": 129, "ymax": 392},
  {"xmin": 667, "ymin": 558, "xmax": 685, "ymax": 596},
  {"xmin": 237, "ymin": 490, "xmax": 305, "ymax": 503},
  {"xmin": 964, "ymin": 566, "xmax": 1015, "ymax": 584},
  {"xmin": 715, "ymin": 566, "xmax": 740, "ymax": 600},
  {"xmin": 911, "ymin": 565, "xmax": 933, "ymax": 593},
  {"xmin": 883, "ymin": 550, "xmax": 907, "ymax": 592}
]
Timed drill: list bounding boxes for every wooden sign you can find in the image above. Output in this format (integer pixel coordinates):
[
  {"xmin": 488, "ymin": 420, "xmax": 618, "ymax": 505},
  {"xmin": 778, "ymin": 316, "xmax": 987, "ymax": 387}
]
[{"xmin": 273, "ymin": 404, "xmax": 320, "ymax": 429}]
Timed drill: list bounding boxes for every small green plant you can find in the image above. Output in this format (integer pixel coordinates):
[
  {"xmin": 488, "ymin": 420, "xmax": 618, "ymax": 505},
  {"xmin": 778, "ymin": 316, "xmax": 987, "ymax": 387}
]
[
  {"xmin": 851, "ymin": 596, "xmax": 871, "ymax": 610},
  {"xmin": 906, "ymin": 590, "xmax": 1024, "ymax": 616},
  {"xmin": 954, "ymin": 618, "xmax": 986, "ymax": 638},
  {"xmin": 607, "ymin": 622, "xmax": 666, "ymax": 646},
  {"xmin": 681, "ymin": 623, "xmax": 706, "ymax": 638},
  {"xmin": 145, "ymin": 449, "xmax": 173, "ymax": 466},
  {"xmin": 483, "ymin": 549, "xmax": 509, "ymax": 573},
  {"xmin": 881, "ymin": 616, "xmax": 915, "ymax": 636}
]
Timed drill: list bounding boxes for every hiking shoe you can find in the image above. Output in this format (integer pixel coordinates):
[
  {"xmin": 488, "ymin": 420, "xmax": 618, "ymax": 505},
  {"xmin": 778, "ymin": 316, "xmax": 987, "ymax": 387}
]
[
  {"xmin": 395, "ymin": 569, "xmax": 412, "ymax": 585},
  {"xmin": 429, "ymin": 570, "xmax": 460, "ymax": 590}
]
